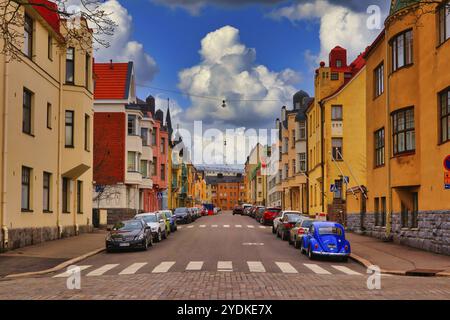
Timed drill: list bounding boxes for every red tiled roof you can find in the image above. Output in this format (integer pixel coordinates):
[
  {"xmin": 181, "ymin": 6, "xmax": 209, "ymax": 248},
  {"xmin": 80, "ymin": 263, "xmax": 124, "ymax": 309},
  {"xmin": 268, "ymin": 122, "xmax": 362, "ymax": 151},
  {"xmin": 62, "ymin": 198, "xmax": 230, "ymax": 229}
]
[
  {"xmin": 94, "ymin": 62, "xmax": 133, "ymax": 100},
  {"xmin": 30, "ymin": 0, "xmax": 61, "ymax": 36}
]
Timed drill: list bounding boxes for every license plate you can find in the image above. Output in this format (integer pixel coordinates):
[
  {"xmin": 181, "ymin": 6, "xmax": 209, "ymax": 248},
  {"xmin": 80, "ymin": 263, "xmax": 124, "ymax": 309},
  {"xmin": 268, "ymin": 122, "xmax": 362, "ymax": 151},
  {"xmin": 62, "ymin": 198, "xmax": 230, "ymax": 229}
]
[{"xmin": 119, "ymin": 243, "xmax": 130, "ymax": 247}]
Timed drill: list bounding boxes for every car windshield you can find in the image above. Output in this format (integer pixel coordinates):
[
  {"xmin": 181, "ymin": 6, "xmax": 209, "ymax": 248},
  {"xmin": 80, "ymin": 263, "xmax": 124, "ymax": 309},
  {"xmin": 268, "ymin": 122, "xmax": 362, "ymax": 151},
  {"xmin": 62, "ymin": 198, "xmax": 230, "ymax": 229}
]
[
  {"xmin": 286, "ymin": 214, "xmax": 301, "ymax": 222},
  {"xmin": 301, "ymin": 220, "xmax": 314, "ymax": 228},
  {"xmin": 268, "ymin": 208, "xmax": 281, "ymax": 213},
  {"xmin": 318, "ymin": 226, "xmax": 342, "ymax": 236},
  {"xmin": 175, "ymin": 208, "xmax": 187, "ymax": 214},
  {"xmin": 137, "ymin": 215, "xmax": 157, "ymax": 223},
  {"xmin": 258, "ymin": 208, "xmax": 265, "ymax": 213},
  {"xmin": 113, "ymin": 221, "xmax": 142, "ymax": 231},
  {"xmin": 165, "ymin": 212, "xmax": 172, "ymax": 217}
]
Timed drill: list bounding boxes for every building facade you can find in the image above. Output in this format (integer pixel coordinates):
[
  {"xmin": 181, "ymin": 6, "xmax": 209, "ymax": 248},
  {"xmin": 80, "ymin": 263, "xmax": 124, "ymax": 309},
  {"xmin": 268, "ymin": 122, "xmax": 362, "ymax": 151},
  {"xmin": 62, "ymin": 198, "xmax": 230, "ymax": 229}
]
[
  {"xmin": 206, "ymin": 175, "xmax": 245, "ymax": 210},
  {"xmin": 245, "ymin": 143, "xmax": 269, "ymax": 205},
  {"xmin": 353, "ymin": 0, "xmax": 450, "ymax": 254},
  {"xmin": 306, "ymin": 46, "xmax": 367, "ymax": 221},
  {"xmin": 0, "ymin": 2, "xmax": 94, "ymax": 250}
]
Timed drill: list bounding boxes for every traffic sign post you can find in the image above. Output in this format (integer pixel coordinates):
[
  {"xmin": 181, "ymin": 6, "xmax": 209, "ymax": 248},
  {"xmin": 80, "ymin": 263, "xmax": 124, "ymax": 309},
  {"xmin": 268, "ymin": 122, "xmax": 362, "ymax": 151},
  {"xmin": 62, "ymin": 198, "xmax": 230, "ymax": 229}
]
[
  {"xmin": 445, "ymin": 172, "xmax": 450, "ymax": 190},
  {"xmin": 444, "ymin": 155, "xmax": 450, "ymax": 171}
]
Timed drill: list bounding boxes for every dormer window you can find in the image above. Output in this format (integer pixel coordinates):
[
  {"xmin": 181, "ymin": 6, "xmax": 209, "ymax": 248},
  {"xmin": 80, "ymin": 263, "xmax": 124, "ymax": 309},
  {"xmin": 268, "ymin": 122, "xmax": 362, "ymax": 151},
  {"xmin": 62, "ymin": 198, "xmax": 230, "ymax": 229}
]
[
  {"xmin": 336, "ymin": 59, "xmax": 342, "ymax": 68},
  {"xmin": 24, "ymin": 14, "xmax": 33, "ymax": 58}
]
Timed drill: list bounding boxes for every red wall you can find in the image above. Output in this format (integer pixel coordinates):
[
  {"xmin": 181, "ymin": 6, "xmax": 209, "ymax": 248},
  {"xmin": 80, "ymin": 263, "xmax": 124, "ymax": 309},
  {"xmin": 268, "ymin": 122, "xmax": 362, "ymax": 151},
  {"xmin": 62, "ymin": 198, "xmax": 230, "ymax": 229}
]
[{"xmin": 94, "ymin": 113, "xmax": 125, "ymax": 184}]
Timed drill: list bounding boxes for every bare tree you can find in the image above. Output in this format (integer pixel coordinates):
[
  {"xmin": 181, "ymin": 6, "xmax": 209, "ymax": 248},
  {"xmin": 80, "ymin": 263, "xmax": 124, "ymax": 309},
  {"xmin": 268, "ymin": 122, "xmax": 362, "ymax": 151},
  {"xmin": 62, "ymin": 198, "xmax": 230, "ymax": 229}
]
[{"xmin": 0, "ymin": 0, "xmax": 116, "ymax": 60}]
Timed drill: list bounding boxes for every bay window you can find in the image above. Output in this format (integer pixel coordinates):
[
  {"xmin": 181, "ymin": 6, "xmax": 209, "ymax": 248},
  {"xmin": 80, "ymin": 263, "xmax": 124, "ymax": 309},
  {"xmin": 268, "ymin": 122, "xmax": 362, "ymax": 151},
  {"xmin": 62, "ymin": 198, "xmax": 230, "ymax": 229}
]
[
  {"xmin": 392, "ymin": 107, "xmax": 415, "ymax": 155},
  {"xmin": 391, "ymin": 30, "xmax": 413, "ymax": 72}
]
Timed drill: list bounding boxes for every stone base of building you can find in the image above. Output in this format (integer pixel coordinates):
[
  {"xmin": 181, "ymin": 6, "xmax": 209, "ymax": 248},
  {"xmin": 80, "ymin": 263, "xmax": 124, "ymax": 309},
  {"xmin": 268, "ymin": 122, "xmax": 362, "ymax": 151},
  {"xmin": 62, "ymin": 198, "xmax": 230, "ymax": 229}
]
[
  {"xmin": 0, "ymin": 224, "xmax": 94, "ymax": 252},
  {"xmin": 346, "ymin": 211, "xmax": 450, "ymax": 256}
]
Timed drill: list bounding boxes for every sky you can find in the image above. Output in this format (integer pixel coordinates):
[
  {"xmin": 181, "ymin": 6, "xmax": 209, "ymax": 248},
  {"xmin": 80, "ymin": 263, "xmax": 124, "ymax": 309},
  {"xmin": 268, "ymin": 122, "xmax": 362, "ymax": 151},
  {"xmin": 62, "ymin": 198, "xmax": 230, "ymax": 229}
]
[{"xmin": 90, "ymin": 0, "xmax": 389, "ymax": 165}]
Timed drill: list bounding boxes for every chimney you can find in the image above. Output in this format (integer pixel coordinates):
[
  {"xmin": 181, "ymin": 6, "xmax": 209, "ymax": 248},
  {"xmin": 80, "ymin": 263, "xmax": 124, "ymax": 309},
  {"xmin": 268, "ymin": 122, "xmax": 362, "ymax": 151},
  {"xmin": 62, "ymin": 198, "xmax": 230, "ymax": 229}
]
[{"xmin": 109, "ymin": 59, "xmax": 113, "ymax": 69}]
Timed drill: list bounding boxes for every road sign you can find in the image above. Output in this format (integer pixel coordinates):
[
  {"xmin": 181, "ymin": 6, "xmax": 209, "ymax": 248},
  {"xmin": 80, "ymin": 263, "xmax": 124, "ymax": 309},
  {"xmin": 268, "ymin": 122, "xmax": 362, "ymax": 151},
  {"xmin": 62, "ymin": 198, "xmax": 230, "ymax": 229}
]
[
  {"xmin": 95, "ymin": 185, "xmax": 105, "ymax": 193},
  {"xmin": 343, "ymin": 176, "xmax": 350, "ymax": 184},
  {"xmin": 445, "ymin": 172, "xmax": 450, "ymax": 190},
  {"xmin": 444, "ymin": 155, "xmax": 450, "ymax": 171},
  {"xmin": 330, "ymin": 184, "xmax": 338, "ymax": 192},
  {"xmin": 157, "ymin": 192, "xmax": 163, "ymax": 199}
]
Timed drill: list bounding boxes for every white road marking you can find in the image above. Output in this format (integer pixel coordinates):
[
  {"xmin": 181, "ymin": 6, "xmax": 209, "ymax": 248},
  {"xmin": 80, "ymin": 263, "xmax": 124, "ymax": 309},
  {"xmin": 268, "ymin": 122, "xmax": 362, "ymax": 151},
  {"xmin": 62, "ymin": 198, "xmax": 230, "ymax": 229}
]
[
  {"xmin": 119, "ymin": 262, "xmax": 148, "ymax": 275},
  {"xmin": 187, "ymin": 225, "xmax": 194, "ymax": 229},
  {"xmin": 223, "ymin": 225, "xmax": 230, "ymax": 228},
  {"xmin": 247, "ymin": 261, "xmax": 266, "ymax": 273},
  {"xmin": 247, "ymin": 225, "xmax": 255, "ymax": 229},
  {"xmin": 177, "ymin": 226, "xmax": 182, "ymax": 229},
  {"xmin": 186, "ymin": 261, "xmax": 204, "ymax": 271},
  {"xmin": 331, "ymin": 265, "xmax": 362, "ymax": 275},
  {"xmin": 152, "ymin": 261, "xmax": 176, "ymax": 273},
  {"xmin": 235, "ymin": 225, "xmax": 242, "ymax": 228},
  {"xmin": 53, "ymin": 265, "xmax": 92, "ymax": 278},
  {"xmin": 242, "ymin": 243, "xmax": 264, "ymax": 246},
  {"xmin": 304, "ymin": 264, "xmax": 332, "ymax": 275},
  {"xmin": 217, "ymin": 261, "xmax": 233, "ymax": 272},
  {"xmin": 275, "ymin": 262, "xmax": 298, "ymax": 274},
  {"xmin": 212, "ymin": 225, "xmax": 218, "ymax": 228},
  {"xmin": 86, "ymin": 264, "xmax": 119, "ymax": 277},
  {"xmin": 259, "ymin": 226, "xmax": 267, "ymax": 229},
  {"xmin": 199, "ymin": 225, "xmax": 206, "ymax": 228}
]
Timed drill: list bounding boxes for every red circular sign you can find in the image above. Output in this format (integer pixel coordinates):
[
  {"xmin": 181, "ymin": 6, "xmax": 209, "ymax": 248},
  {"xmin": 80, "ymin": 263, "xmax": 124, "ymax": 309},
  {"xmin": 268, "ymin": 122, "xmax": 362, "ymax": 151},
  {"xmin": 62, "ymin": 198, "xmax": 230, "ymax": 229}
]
[{"xmin": 444, "ymin": 155, "xmax": 450, "ymax": 171}]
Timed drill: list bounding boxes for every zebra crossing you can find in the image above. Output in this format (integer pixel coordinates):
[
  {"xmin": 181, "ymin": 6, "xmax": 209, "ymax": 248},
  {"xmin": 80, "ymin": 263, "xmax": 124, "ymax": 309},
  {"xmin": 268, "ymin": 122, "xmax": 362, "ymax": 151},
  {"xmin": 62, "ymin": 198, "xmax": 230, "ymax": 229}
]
[
  {"xmin": 52, "ymin": 260, "xmax": 364, "ymax": 278},
  {"xmin": 177, "ymin": 224, "xmax": 268, "ymax": 230}
]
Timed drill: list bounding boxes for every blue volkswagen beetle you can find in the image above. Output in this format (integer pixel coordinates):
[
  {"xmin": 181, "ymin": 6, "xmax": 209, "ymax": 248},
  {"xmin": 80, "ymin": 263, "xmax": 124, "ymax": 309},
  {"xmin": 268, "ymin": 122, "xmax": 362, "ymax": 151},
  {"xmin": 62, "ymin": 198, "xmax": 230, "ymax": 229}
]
[{"xmin": 300, "ymin": 221, "xmax": 350, "ymax": 262}]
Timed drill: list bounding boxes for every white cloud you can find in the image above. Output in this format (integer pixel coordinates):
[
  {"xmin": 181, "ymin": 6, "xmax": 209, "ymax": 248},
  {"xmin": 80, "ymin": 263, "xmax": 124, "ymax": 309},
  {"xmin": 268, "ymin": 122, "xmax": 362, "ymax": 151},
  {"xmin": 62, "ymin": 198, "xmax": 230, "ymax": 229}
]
[
  {"xmin": 93, "ymin": 0, "xmax": 159, "ymax": 83},
  {"xmin": 269, "ymin": 0, "xmax": 387, "ymax": 63},
  {"xmin": 177, "ymin": 25, "xmax": 300, "ymax": 129}
]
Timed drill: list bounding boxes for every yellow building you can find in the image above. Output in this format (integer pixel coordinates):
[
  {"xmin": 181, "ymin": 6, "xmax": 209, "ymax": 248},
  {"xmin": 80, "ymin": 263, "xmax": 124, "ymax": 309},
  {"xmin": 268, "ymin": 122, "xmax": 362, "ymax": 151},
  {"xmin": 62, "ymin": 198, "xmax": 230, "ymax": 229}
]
[
  {"xmin": 245, "ymin": 143, "xmax": 269, "ymax": 205},
  {"xmin": 0, "ymin": 5, "xmax": 93, "ymax": 250},
  {"xmin": 276, "ymin": 91, "xmax": 311, "ymax": 212},
  {"xmin": 307, "ymin": 46, "xmax": 367, "ymax": 222},
  {"xmin": 357, "ymin": 0, "xmax": 450, "ymax": 254}
]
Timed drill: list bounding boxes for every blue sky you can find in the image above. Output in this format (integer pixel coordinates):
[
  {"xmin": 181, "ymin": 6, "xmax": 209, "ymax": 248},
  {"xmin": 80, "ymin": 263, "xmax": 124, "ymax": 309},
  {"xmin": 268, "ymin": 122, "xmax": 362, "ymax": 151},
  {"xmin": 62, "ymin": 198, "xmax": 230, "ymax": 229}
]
[{"xmin": 95, "ymin": 0, "xmax": 387, "ymax": 130}]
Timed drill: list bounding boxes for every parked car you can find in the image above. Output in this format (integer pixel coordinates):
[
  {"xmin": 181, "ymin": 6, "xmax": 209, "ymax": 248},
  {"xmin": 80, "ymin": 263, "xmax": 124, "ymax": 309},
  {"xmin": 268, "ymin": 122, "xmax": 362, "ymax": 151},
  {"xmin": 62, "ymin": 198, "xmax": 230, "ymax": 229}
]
[
  {"xmin": 159, "ymin": 210, "xmax": 177, "ymax": 232},
  {"xmin": 300, "ymin": 222, "xmax": 351, "ymax": 262},
  {"xmin": 214, "ymin": 207, "xmax": 221, "ymax": 214},
  {"xmin": 276, "ymin": 213, "xmax": 302, "ymax": 241},
  {"xmin": 272, "ymin": 211, "xmax": 302, "ymax": 234},
  {"xmin": 135, "ymin": 212, "xmax": 166, "ymax": 242},
  {"xmin": 254, "ymin": 207, "xmax": 266, "ymax": 222},
  {"xmin": 174, "ymin": 207, "xmax": 192, "ymax": 224},
  {"xmin": 242, "ymin": 204, "xmax": 253, "ymax": 216},
  {"xmin": 249, "ymin": 206, "xmax": 264, "ymax": 219},
  {"xmin": 289, "ymin": 217, "xmax": 316, "ymax": 248},
  {"xmin": 233, "ymin": 205, "xmax": 244, "ymax": 215},
  {"xmin": 106, "ymin": 219, "xmax": 152, "ymax": 252},
  {"xmin": 260, "ymin": 207, "xmax": 282, "ymax": 225}
]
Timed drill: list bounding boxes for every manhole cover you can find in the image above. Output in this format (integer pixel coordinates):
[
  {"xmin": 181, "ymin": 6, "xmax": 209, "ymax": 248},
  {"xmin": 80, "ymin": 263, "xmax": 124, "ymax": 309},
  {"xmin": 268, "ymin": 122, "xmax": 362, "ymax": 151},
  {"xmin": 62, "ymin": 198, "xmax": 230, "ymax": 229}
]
[{"xmin": 405, "ymin": 269, "xmax": 444, "ymax": 277}]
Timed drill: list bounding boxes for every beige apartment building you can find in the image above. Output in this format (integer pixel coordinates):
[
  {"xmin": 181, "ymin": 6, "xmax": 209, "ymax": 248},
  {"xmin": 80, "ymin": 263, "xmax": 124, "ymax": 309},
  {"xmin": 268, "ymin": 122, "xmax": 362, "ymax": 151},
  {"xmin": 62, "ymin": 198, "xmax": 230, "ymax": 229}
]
[{"xmin": 0, "ymin": 3, "xmax": 94, "ymax": 250}]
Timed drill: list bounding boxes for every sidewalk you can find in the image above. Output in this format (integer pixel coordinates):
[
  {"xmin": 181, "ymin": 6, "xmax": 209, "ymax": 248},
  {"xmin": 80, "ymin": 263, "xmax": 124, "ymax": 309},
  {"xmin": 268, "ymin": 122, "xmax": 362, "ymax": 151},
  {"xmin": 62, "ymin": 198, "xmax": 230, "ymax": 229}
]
[
  {"xmin": 347, "ymin": 232, "xmax": 450, "ymax": 276},
  {"xmin": 0, "ymin": 229, "xmax": 106, "ymax": 278}
]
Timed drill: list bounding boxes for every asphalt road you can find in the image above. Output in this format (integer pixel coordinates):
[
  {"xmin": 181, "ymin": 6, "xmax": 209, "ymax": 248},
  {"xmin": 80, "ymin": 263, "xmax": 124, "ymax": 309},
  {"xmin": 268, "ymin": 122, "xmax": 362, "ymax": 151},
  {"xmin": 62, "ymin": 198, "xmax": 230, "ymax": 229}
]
[{"xmin": 1, "ymin": 211, "xmax": 450, "ymax": 300}]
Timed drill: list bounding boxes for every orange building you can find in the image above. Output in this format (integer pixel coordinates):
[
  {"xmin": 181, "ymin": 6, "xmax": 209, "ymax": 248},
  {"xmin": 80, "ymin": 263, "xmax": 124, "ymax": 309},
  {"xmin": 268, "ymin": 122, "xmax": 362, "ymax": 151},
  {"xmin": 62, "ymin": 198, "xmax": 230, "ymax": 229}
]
[{"xmin": 206, "ymin": 176, "xmax": 245, "ymax": 210}]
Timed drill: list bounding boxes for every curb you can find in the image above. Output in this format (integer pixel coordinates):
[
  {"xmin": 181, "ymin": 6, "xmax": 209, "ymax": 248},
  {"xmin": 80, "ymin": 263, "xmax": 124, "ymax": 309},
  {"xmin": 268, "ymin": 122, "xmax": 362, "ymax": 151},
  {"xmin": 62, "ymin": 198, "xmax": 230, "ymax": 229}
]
[
  {"xmin": 349, "ymin": 253, "xmax": 450, "ymax": 277},
  {"xmin": 3, "ymin": 247, "xmax": 105, "ymax": 279}
]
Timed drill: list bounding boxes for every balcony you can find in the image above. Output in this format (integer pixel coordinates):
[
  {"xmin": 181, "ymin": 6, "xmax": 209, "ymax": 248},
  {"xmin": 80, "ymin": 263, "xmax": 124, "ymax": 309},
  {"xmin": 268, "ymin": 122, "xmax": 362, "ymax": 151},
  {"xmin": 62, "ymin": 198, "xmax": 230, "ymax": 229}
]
[
  {"xmin": 126, "ymin": 171, "xmax": 142, "ymax": 185},
  {"xmin": 142, "ymin": 145, "xmax": 153, "ymax": 160},
  {"xmin": 140, "ymin": 177, "xmax": 153, "ymax": 189},
  {"xmin": 127, "ymin": 135, "xmax": 143, "ymax": 154}
]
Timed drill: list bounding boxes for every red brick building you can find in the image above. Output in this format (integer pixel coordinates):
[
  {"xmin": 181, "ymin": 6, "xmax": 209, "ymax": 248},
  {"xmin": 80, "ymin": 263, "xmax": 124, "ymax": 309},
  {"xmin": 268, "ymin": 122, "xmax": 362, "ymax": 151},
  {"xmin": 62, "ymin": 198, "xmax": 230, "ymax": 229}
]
[{"xmin": 206, "ymin": 175, "xmax": 245, "ymax": 210}]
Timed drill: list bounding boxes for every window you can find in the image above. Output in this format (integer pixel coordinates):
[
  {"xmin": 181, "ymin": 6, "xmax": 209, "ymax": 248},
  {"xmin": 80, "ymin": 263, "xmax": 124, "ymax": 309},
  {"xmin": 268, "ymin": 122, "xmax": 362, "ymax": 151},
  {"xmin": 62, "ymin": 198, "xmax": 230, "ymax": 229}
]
[
  {"xmin": 65, "ymin": 111, "xmax": 74, "ymax": 147},
  {"xmin": 161, "ymin": 164, "xmax": 165, "ymax": 181},
  {"xmin": 140, "ymin": 160, "xmax": 148, "ymax": 177},
  {"xmin": 298, "ymin": 153, "xmax": 306, "ymax": 172},
  {"xmin": 284, "ymin": 164, "xmax": 289, "ymax": 179},
  {"xmin": 291, "ymin": 130, "xmax": 295, "ymax": 147},
  {"xmin": 440, "ymin": 88, "xmax": 450, "ymax": 143},
  {"xmin": 48, "ymin": 34, "xmax": 53, "ymax": 60},
  {"xmin": 412, "ymin": 192, "xmax": 418, "ymax": 228},
  {"xmin": 331, "ymin": 105, "xmax": 343, "ymax": 121},
  {"xmin": 141, "ymin": 128, "xmax": 149, "ymax": 146},
  {"xmin": 43, "ymin": 172, "xmax": 51, "ymax": 212},
  {"xmin": 62, "ymin": 178, "xmax": 70, "ymax": 213},
  {"xmin": 374, "ymin": 128, "xmax": 385, "ymax": 167},
  {"xmin": 298, "ymin": 121, "xmax": 306, "ymax": 140},
  {"xmin": 392, "ymin": 108, "xmax": 415, "ymax": 155},
  {"xmin": 152, "ymin": 157, "xmax": 157, "ymax": 176},
  {"xmin": 66, "ymin": 47, "xmax": 75, "ymax": 84},
  {"xmin": 391, "ymin": 30, "xmax": 413, "ymax": 72},
  {"xmin": 128, "ymin": 115, "xmax": 138, "ymax": 135},
  {"xmin": 283, "ymin": 138, "xmax": 288, "ymax": 153},
  {"xmin": 151, "ymin": 129, "xmax": 157, "ymax": 145},
  {"xmin": 438, "ymin": 2, "xmax": 450, "ymax": 45},
  {"xmin": 336, "ymin": 59, "xmax": 342, "ymax": 68},
  {"xmin": 374, "ymin": 63, "xmax": 384, "ymax": 98},
  {"xmin": 332, "ymin": 138, "xmax": 343, "ymax": 160},
  {"xmin": 381, "ymin": 197, "xmax": 386, "ymax": 227},
  {"xmin": 24, "ymin": 14, "xmax": 33, "ymax": 58},
  {"xmin": 292, "ymin": 159, "xmax": 296, "ymax": 175},
  {"xmin": 84, "ymin": 114, "xmax": 90, "ymax": 151},
  {"xmin": 85, "ymin": 53, "xmax": 90, "ymax": 89},
  {"xmin": 47, "ymin": 103, "xmax": 52, "ymax": 129},
  {"xmin": 21, "ymin": 167, "xmax": 32, "ymax": 211},
  {"xmin": 374, "ymin": 197, "xmax": 380, "ymax": 226},
  {"xmin": 23, "ymin": 88, "xmax": 33, "ymax": 134},
  {"xmin": 160, "ymin": 137, "xmax": 165, "ymax": 154},
  {"xmin": 330, "ymin": 72, "xmax": 339, "ymax": 80},
  {"xmin": 127, "ymin": 152, "xmax": 137, "ymax": 172},
  {"xmin": 76, "ymin": 181, "xmax": 83, "ymax": 213}
]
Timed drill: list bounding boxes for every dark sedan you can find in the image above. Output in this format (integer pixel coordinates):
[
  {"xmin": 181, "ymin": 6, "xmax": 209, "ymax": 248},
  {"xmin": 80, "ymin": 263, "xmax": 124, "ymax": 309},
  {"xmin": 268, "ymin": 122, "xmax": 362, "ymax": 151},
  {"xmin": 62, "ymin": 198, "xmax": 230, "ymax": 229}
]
[
  {"xmin": 233, "ymin": 205, "xmax": 244, "ymax": 215},
  {"xmin": 174, "ymin": 207, "xmax": 192, "ymax": 224},
  {"xmin": 106, "ymin": 219, "xmax": 152, "ymax": 252}
]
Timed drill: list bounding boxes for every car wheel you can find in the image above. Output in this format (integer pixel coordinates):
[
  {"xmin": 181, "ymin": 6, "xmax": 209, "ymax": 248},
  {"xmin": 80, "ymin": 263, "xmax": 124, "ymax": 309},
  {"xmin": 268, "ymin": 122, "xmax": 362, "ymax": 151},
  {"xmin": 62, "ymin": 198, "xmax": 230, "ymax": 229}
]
[
  {"xmin": 149, "ymin": 236, "xmax": 153, "ymax": 247},
  {"xmin": 308, "ymin": 245, "xmax": 315, "ymax": 260},
  {"xmin": 143, "ymin": 239, "xmax": 148, "ymax": 251},
  {"xmin": 162, "ymin": 230, "xmax": 167, "ymax": 240},
  {"xmin": 294, "ymin": 239, "xmax": 300, "ymax": 249},
  {"xmin": 288, "ymin": 236, "xmax": 293, "ymax": 245},
  {"xmin": 260, "ymin": 218, "xmax": 264, "ymax": 225},
  {"xmin": 276, "ymin": 229, "xmax": 281, "ymax": 238},
  {"xmin": 272, "ymin": 226, "xmax": 276, "ymax": 234},
  {"xmin": 157, "ymin": 231, "xmax": 162, "ymax": 242},
  {"xmin": 281, "ymin": 231, "xmax": 287, "ymax": 241}
]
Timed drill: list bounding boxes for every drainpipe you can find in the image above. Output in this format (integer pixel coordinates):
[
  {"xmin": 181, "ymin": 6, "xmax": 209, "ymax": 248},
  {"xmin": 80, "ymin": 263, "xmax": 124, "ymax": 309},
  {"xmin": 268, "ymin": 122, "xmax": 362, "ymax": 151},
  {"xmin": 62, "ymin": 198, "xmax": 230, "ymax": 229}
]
[
  {"xmin": 1, "ymin": 56, "xmax": 9, "ymax": 249},
  {"xmin": 320, "ymin": 101, "xmax": 325, "ymax": 214},
  {"xmin": 385, "ymin": 41, "xmax": 392, "ymax": 240},
  {"xmin": 57, "ymin": 49, "xmax": 63, "ymax": 237}
]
